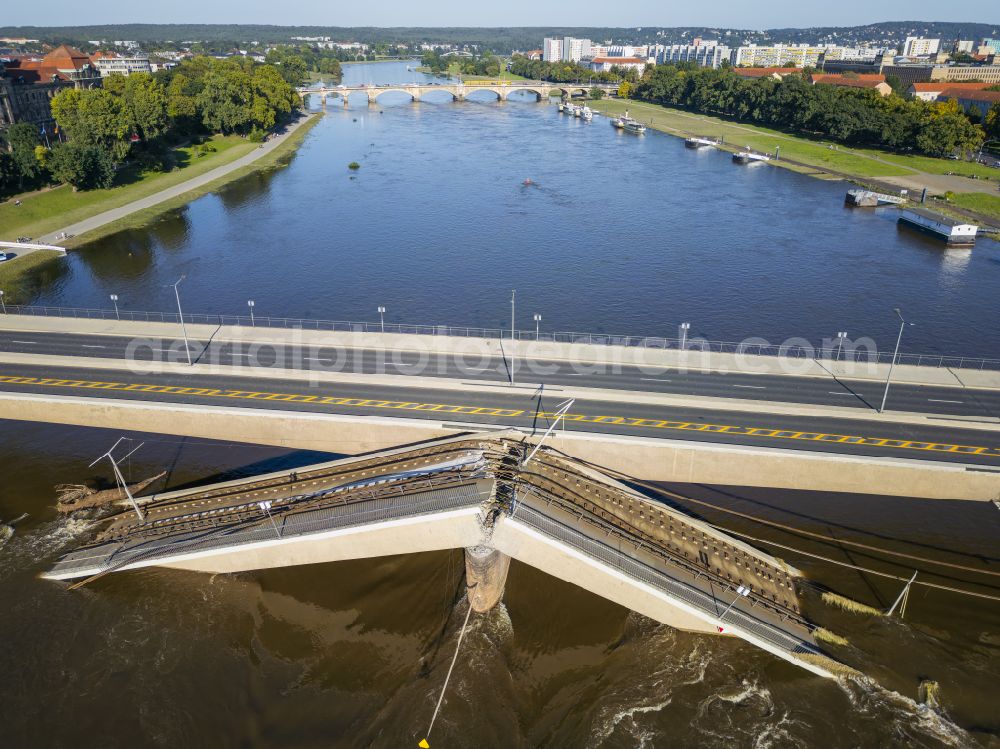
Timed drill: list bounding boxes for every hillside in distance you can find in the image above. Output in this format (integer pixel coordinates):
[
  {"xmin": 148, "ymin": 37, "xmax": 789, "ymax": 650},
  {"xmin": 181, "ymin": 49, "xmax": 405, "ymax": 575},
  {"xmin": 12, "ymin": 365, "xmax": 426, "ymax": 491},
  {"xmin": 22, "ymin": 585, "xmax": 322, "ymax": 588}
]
[{"xmin": 1, "ymin": 22, "xmax": 998, "ymax": 52}]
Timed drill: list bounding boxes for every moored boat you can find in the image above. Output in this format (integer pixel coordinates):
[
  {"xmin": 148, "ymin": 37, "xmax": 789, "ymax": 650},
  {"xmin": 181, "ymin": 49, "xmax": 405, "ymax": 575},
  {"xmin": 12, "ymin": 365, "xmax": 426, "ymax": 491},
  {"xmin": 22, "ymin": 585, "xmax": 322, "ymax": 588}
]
[
  {"xmin": 733, "ymin": 150, "xmax": 770, "ymax": 163},
  {"xmin": 685, "ymin": 136, "xmax": 718, "ymax": 149},
  {"xmin": 898, "ymin": 208, "xmax": 977, "ymax": 246},
  {"xmin": 623, "ymin": 120, "xmax": 646, "ymax": 134},
  {"xmin": 581, "ymin": 106, "xmax": 593, "ymax": 121}
]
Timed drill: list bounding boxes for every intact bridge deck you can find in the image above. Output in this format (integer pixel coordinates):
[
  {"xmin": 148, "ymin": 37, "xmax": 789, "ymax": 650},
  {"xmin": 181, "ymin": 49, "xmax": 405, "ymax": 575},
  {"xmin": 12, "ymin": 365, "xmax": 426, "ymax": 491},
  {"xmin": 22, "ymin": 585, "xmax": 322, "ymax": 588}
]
[{"xmin": 300, "ymin": 80, "xmax": 618, "ymax": 104}]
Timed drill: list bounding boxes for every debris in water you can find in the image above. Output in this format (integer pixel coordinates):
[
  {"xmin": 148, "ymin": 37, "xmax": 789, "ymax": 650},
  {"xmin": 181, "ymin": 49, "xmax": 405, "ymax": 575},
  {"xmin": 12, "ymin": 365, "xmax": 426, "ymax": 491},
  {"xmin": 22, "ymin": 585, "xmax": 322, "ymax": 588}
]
[
  {"xmin": 919, "ymin": 680, "xmax": 940, "ymax": 709},
  {"xmin": 822, "ymin": 591, "xmax": 885, "ymax": 617},
  {"xmin": 814, "ymin": 627, "xmax": 850, "ymax": 647},
  {"xmin": 55, "ymin": 472, "xmax": 166, "ymax": 513},
  {"xmin": 0, "ymin": 513, "xmax": 28, "ymax": 546}
]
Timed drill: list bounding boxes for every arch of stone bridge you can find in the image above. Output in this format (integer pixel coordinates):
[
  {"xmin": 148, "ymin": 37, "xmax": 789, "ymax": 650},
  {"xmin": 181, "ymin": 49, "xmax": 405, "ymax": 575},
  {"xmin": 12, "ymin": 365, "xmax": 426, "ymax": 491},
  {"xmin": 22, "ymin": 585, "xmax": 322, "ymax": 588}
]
[
  {"xmin": 500, "ymin": 87, "xmax": 547, "ymax": 101},
  {"xmin": 558, "ymin": 87, "xmax": 591, "ymax": 99},
  {"xmin": 462, "ymin": 86, "xmax": 503, "ymax": 101},
  {"xmin": 368, "ymin": 87, "xmax": 425, "ymax": 102}
]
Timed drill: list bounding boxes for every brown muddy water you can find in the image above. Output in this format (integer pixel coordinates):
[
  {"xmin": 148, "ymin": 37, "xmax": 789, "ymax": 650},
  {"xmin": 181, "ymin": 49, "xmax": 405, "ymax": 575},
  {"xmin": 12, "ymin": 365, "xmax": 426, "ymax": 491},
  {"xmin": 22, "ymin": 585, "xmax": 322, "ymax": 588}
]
[{"xmin": 1, "ymin": 419, "xmax": 998, "ymax": 748}]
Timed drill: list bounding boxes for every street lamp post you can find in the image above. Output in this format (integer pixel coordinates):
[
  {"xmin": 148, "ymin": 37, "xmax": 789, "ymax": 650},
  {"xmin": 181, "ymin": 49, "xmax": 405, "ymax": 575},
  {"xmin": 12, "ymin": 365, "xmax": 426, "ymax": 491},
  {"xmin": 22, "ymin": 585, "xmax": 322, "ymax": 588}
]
[
  {"xmin": 534, "ymin": 313, "xmax": 541, "ymax": 339},
  {"xmin": 510, "ymin": 290, "xmax": 516, "ymax": 386},
  {"xmin": 110, "ymin": 294, "xmax": 120, "ymax": 320},
  {"xmin": 247, "ymin": 300, "xmax": 255, "ymax": 327},
  {"xmin": 0, "ymin": 290, "xmax": 5, "ymax": 314},
  {"xmin": 679, "ymin": 322, "xmax": 690, "ymax": 350},
  {"xmin": 879, "ymin": 309, "xmax": 913, "ymax": 413},
  {"xmin": 836, "ymin": 331, "xmax": 848, "ymax": 361},
  {"xmin": 718, "ymin": 585, "xmax": 751, "ymax": 628},
  {"xmin": 169, "ymin": 276, "xmax": 192, "ymax": 366},
  {"xmin": 378, "ymin": 305, "xmax": 386, "ymax": 333}
]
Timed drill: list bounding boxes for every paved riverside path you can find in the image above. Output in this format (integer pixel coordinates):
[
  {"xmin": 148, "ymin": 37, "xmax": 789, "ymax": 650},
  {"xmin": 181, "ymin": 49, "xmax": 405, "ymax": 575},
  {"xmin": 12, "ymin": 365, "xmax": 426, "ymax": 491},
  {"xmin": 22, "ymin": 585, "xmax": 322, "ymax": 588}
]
[{"xmin": 38, "ymin": 114, "xmax": 316, "ymax": 245}]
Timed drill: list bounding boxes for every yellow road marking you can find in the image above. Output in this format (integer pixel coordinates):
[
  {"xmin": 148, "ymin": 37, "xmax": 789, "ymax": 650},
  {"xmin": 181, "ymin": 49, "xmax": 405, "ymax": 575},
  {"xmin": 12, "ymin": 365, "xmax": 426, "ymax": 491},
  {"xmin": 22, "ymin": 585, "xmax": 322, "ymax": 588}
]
[{"xmin": 1, "ymin": 374, "xmax": 997, "ymax": 459}]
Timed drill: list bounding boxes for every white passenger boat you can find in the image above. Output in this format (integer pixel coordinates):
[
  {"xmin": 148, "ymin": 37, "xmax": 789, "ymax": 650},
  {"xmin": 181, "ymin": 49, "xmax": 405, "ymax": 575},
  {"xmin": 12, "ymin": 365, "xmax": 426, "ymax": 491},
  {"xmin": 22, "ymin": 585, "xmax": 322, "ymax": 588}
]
[
  {"xmin": 685, "ymin": 136, "xmax": 718, "ymax": 149},
  {"xmin": 623, "ymin": 120, "xmax": 646, "ymax": 134},
  {"xmin": 581, "ymin": 106, "xmax": 593, "ymax": 121}
]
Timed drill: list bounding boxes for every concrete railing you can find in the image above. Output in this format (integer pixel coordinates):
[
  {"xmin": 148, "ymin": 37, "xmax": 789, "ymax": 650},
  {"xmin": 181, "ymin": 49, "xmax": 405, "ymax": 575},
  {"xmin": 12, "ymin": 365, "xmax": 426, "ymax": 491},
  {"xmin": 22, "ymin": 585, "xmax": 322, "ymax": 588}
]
[{"xmin": 5, "ymin": 303, "xmax": 1000, "ymax": 371}]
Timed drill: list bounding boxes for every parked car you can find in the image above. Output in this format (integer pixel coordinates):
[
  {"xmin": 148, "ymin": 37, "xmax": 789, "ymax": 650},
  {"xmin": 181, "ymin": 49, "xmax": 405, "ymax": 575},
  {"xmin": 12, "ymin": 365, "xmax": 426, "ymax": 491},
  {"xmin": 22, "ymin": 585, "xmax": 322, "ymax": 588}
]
[{"xmin": 0, "ymin": 251, "xmax": 9, "ymax": 263}]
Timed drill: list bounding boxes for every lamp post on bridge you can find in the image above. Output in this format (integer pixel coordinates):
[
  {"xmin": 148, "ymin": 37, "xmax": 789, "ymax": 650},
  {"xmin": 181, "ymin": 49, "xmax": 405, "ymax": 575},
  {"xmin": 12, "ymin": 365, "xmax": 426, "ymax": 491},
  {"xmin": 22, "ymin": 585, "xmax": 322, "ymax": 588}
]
[
  {"xmin": 879, "ymin": 308, "xmax": 913, "ymax": 414},
  {"xmin": 717, "ymin": 585, "xmax": 751, "ymax": 631},
  {"xmin": 836, "ymin": 331, "xmax": 848, "ymax": 361},
  {"xmin": 168, "ymin": 276, "xmax": 192, "ymax": 366},
  {"xmin": 534, "ymin": 313, "xmax": 541, "ymax": 339},
  {"xmin": 110, "ymin": 294, "xmax": 120, "ymax": 320},
  {"xmin": 679, "ymin": 322, "xmax": 690, "ymax": 350},
  {"xmin": 510, "ymin": 289, "xmax": 516, "ymax": 386},
  {"xmin": 378, "ymin": 305, "xmax": 386, "ymax": 333},
  {"xmin": 247, "ymin": 300, "xmax": 255, "ymax": 327}
]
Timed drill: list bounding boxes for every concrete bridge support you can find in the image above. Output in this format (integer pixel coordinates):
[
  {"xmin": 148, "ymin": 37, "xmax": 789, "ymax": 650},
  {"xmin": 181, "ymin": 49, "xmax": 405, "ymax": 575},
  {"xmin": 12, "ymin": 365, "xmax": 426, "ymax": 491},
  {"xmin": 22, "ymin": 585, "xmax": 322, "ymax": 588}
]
[{"xmin": 464, "ymin": 545, "xmax": 511, "ymax": 613}]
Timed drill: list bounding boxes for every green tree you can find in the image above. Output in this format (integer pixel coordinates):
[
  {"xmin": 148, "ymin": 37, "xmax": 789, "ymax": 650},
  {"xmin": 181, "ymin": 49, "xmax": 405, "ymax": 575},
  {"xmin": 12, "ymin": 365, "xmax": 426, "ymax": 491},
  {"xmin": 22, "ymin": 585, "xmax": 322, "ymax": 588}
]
[
  {"xmin": 166, "ymin": 72, "xmax": 200, "ymax": 128},
  {"xmin": 618, "ymin": 80, "xmax": 634, "ymax": 99},
  {"xmin": 3, "ymin": 122, "xmax": 44, "ymax": 188},
  {"xmin": 251, "ymin": 64, "xmax": 297, "ymax": 128},
  {"xmin": 0, "ymin": 151, "xmax": 16, "ymax": 193},
  {"xmin": 122, "ymin": 73, "xmax": 169, "ymax": 141},
  {"xmin": 985, "ymin": 102, "xmax": 1000, "ymax": 139},
  {"xmin": 198, "ymin": 62, "xmax": 253, "ymax": 133},
  {"xmin": 589, "ymin": 86, "xmax": 605, "ymax": 100},
  {"xmin": 48, "ymin": 141, "xmax": 115, "ymax": 190}
]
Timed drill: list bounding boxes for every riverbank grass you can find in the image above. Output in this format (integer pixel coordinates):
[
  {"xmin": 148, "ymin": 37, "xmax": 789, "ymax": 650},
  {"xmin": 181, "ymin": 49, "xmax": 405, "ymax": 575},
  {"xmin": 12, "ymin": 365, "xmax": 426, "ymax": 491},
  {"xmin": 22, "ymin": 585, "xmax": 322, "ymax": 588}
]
[
  {"xmin": 589, "ymin": 99, "xmax": 922, "ymax": 179},
  {"xmin": 947, "ymin": 192, "xmax": 1000, "ymax": 222},
  {"xmin": 0, "ymin": 134, "xmax": 257, "ymax": 242}
]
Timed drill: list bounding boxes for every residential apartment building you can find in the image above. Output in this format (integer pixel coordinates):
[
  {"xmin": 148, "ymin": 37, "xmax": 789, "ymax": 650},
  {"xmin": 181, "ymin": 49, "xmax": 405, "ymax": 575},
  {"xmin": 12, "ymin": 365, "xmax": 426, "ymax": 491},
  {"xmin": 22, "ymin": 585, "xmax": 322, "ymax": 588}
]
[
  {"xmin": 654, "ymin": 43, "xmax": 731, "ymax": 69},
  {"xmin": 542, "ymin": 37, "xmax": 562, "ymax": 62},
  {"xmin": 902, "ymin": 37, "xmax": 940, "ymax": 57},
  {"xmin": 91, "ymin": 51, "xmax": 153, "ymax": 77},
  {"xmin": 732, "ymin": 44, "xmax": 847, "ymax": 68},
  {"xmin": 980, "ymin": 38, "xmax": 1000, "ymax": 55},
  {"xmin": 542, "ymin": 37, "xmax": 592, "ymax": 63}
]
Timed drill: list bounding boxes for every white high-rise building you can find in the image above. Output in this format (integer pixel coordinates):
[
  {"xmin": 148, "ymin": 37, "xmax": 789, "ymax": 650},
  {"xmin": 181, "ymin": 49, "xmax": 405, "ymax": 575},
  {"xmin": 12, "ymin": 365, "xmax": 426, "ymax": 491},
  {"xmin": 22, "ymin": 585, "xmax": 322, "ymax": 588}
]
[
  {"xmin": 542, "ymin": 37, "xmax": 562, "ymax": 62},
  {"xmin": 562, "ymin": 37, "xmax": 592, "ymax": 62},
  {"xmin": 655, "ymin": 43, "xmax": 732, "ymax": 69},
  {"xmin": 902, "ymin": 37, "xmax": 941, "ymax": 57}
]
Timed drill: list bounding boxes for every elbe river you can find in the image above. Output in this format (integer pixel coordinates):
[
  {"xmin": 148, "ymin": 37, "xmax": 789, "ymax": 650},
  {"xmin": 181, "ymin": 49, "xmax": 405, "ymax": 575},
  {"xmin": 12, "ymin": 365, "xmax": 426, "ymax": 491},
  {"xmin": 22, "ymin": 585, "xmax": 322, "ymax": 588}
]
[{"xmin": 1, "ymin": 61, "xmax": 999, "ymax": 747}]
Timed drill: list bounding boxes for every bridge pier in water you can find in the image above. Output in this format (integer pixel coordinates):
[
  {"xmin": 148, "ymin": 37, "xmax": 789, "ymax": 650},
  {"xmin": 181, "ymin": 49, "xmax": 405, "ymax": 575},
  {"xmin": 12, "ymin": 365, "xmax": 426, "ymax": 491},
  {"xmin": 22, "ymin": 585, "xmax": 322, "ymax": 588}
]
[{"xmin": 464, "ymin": 545, "xmax": 511, "ymax": 613}]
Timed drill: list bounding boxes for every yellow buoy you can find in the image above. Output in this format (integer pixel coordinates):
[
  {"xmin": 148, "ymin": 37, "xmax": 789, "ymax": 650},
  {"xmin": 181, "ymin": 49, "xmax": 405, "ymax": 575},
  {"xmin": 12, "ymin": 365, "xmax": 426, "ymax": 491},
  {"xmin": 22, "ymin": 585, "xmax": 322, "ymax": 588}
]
[{"xmin": 419, "ymin": 740, "xmax": 430, "ymax": 748}]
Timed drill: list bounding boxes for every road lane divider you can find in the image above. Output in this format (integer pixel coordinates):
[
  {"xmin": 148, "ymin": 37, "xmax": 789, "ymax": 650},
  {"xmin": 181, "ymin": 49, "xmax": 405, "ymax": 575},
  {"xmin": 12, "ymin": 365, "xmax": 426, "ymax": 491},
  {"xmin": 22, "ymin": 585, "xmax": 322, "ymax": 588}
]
[{"xmin": 2, "ymin": 373, "xmax": 999, "ymax": 461}]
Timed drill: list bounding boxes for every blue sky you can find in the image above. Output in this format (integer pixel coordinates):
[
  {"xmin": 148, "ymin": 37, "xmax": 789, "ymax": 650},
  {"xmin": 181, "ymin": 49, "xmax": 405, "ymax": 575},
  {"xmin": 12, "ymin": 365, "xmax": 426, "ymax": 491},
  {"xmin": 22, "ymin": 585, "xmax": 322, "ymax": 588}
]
[{"xmin": 4, "ymin": 1, "xmax": 998, "ymax": 29}]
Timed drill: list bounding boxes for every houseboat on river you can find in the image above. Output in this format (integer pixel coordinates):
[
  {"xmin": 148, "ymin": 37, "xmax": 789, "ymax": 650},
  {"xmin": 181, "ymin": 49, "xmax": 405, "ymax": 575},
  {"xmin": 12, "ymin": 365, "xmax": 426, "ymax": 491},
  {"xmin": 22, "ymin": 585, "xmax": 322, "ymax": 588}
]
[{"xmin": 898, "ymin": 209, "xmax": 978, "ymax": 246}]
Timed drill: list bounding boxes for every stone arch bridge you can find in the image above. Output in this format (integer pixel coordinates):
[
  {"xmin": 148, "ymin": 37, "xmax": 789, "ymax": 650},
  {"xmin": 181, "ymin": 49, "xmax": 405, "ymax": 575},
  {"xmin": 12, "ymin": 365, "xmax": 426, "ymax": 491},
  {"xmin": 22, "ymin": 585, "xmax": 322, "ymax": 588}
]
[{"xmin": 298, "ymin": 80, "xmax": 618, "ymax": 106}]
